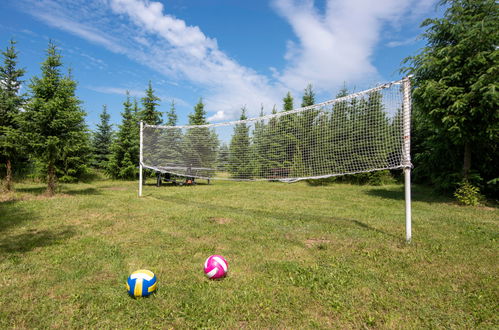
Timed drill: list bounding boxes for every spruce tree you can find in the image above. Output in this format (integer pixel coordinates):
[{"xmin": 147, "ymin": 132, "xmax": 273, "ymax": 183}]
[
  {"xmin": 140, "ymin": 81, "xmax": 162, "ymax": 125},
  {"xmin": 228, "ymin": 107, "xmax": 252, "ymax": 179},
  {"xmin": 351, "ymin": 91, "xmax": 389, "ymax": 173},
  {"xmin": 301, "ymin": 84, "xmax": 315, "ymax": 108},
  {"xmin": 166, "ymin": 100, "xmax": 177, "ymax": 126},
  {"xmin": 92, "ymin": 105, "xmax": 113, "ymax": 169},
  {"xmin": 252, "ymin": 105, "xmax": 269, "ymax": 177},
  {"xmin": 156, "ymin": 100, "xmax": 183, "ymax": 166},
  {"xmin": 22, "ymin": 42, "xmax": 90, "ymax": 194},
  {"xmin": 216, "ymin": 143, "xmax": 230, "ymax": 171},
  {"xmin": 265, "ymin": 105, "xmax": 287, "ymax": 177},
  {"xmin": 403, "ymin": 0, "xmax": 498, "ymax": 195},
  {"xmin": 140, "ymin": 82, "xmax": 161, "ymax": 168},
  {"xmin": 182, "ymin": 98, "xmax": 219, "ymax": 171},
  {"xmin": 189, "ymin": 98, "xmax": 208, "ymax": 125},
  {"xmin": 279, "ymin": 92, "xmax": 296, "ymax": 176},
  {"xmin": 283, "ymin": 92, "xmax": 294, "ymax": 111},
  {"xmin": 327, "ymin": 87, "xmax": 350, "ymax": 174},
  {"xmin": 0, "ymin": 39, "xmax": 25, "ymax": 191},
  {"xmin": 297, "ymin": 84, "xmax": 317, "ymax": 175},
  {"xmin": 107, "ymin": 92, "xmax": 139, "ymax": 179}
]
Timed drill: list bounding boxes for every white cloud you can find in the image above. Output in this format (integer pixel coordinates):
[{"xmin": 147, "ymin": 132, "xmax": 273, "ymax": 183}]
[
  {"xmin": 106, "ymin": 0, "xmax": 283, "ymax": 120},
  {"xmin": 19, "ymin": 0, "xmax": 129, "ymax": 56},
  {"xmin": 87, "ymin": 86, "xmax": 145, "ymax": 97},
  {"xmin": 19, "ymin": 0, "xmax": 437, "ymax": 121},
  {"xmin": 271, "ymin": 0, "xmax": 437, "ymax": 92},
  {"xmin": 386, "ymin": 36, "xmax": 418, "ymax": 48},
  {"xmin": 87, "ymin": 85, "xmax": 190, "ymax": 107}
]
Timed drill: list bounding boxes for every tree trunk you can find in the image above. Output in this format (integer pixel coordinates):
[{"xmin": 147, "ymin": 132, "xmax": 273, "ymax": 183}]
[
  {"xmin": 46, "ymin": 162, "xmax": 56, "ymax": 196},
  {"xmin": 463, "ymin": 142, "xmax": 471, "ymax": 180},
  {"xmin": 5, "ymin": 158, "xmax": 13, "ymax": 191}
]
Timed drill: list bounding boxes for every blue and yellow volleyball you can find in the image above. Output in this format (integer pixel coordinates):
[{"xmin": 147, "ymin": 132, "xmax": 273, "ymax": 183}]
[{"xmin": 126, "ymin": 269, "xmax": 157, "ymax": 297}]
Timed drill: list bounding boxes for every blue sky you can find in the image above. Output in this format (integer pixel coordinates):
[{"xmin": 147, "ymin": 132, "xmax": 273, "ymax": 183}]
[{"xmin": 0, "ymin": 0, "xmax": 441, "ymax": 129}]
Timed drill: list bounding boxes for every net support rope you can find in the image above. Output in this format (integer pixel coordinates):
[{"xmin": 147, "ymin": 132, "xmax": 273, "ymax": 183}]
[{"xmin": 139, "ymin": 77, "xmax": 413, "ymax": 242}]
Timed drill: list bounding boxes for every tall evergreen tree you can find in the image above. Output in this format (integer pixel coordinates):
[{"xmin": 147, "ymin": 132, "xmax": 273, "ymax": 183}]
[
  {"xmin": 280, "ymin": 91, "xmax": 297, "ymax": 176},
  {"xmin": 301, "ymin": 84, "xmax": 315, "ymax": 108},
  {"xmin": 326, "ymin": 87, "xmax": 350, "ymax": 174},
  {"xmin": 189, "ymin": 97, "xmax": 208, "ymax": 125},
  {"xmin": 297, "ymin": 84, "xmax": 317, "ymax": 175},
  {"xmin": 132, "ymin": 97, "xmax": 140, "ymax": 121},
  {"xmin": 140, "ymin": 82, "xmax": 161, "ymax": 169},
  {"xmin": 165, "ymin": 100, "xmax": 177, "ymax": 126},
  {"xmin": 156, "ymin": 100, "xmax": 183, "ymax": 166},
  {"xmin": 22, "ymin": 42, "xmax": 90, "ymax": 194},
  {"xmin": 140, "ymin": 81, "xmax": 162, "ymax": 125},
  {"xmin": 252, "ymin": 105, "xmax": 268, "ymax": 177},
  {"xmin": 182, "ymin": 98, "xmax": 219, "ymax": 172},
  {"xmin": 0, "ymin": 39, "xmax": 25, "ymax": 191},
  {"xmin": 359, "ymin": 91, "xmax": 390, "ymax": 168},
  {"xmin": 265, "ymin": 105, "xmax": 288, "ymax": 177},
  {"xmin": 107, "ymin": 92, "xmax": 139, "ymax": 179},
  {"xmin": 228, "ymin": 107, "xmax": 252, "ymax": 179},
  {"xmin": 216, "ymin": 143, "xmax": 230, "ymax": 171},
  {"xmin": 403, "ymin": 0, "xmax": 498, "ymax": 195},
  {"xmin": 92, "ymin": 105, "xmax": 113, "ymax": 169},
  {"xmin": 283, "ymin": 92, "xmax": 294, "ymax": 111}
]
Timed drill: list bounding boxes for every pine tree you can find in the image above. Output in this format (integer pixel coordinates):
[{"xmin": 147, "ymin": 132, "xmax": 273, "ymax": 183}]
[
  {"xmin": 22, "ymin": 42, "xmax": 90, "ymax": 194},
  {"xmin": 140, "ymin": 82, "xmax": 161, "ymax": 169},
  {"xmin": 228, "ymin": 107, "xmax": 252, "ymax": 179},
  {"xmin": 92, "ymin": 105, "xmax": 113, "ymax": 169},
  {"xmin": 182, "ymin": 98, "xmax": 219, "ymax": 172},
  {"xmin": 279, "ymin": 92, "xmax": 297, "ymax": 177},
  {"xmin": 107, "ymin": 92, "xmax": 139, "ymax": 179},
  {"xmin": 252, "ymin": 105, "xmax": 268, "ymax": 177},
  {"xmin": 327, "ymin": 87, "xmax": 350, "ymax": 174},
  {"xmin": 0, "ymin": 39, "xmax": 25, "ymax": 191},
  {"xmin": 189, "ymin": 98, "xmax": 208, "ymax": 125},
  {"xmin": 216, "ymin": 143, "xmax": 230, "ymax": 171},
  {"xmin": 283, "ymin": 92, "xmax": 294, "ymax": 111},
  {"xmin": 266, "ymin": 105, "xmax": 288, "ymax": 178},
  {"xmin": 296, "ymin": 84, "xmax": 317, "ymax": 176},
  {"xmin": 355, "ymin": 91, "xmax": 389, "ymax": 170},
  {"xmin": 290, "ymin": 144, "xmax": 307, "ymax": 177},
  {"xmin": 156, "ymin": 100, "xmax": 183, "ymax": 166},
  {"xmin": 403, "ymin": 0, "xmax": 498, "ymax": 195},
  {"xmin": 140, "ymin": 81, "xmax": 162, "ymax": 125},
  {"xmin": 166, "ymin": 100, "xmax": 177, "ymax": 126}
]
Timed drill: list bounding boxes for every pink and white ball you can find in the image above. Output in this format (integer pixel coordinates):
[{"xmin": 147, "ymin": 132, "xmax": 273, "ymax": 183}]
[{"xmin": 203, "ymin": 255, "xmax": 228, "ymax": 279}]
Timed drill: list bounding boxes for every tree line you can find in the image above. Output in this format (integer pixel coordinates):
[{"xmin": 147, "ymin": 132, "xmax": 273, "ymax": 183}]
[{"xmin": 1, "ymin": 0, "xmax": 497, "ymax": 199}]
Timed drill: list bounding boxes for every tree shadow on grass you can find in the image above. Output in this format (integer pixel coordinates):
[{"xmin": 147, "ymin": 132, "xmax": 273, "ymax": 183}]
[
  {"xmin": 151, "ymin": 194, "xmax": 402, "ymax": 241},
  {"xmin": 16, "ymin": 185, "xmax": 101, "ymax": 196},
  {"xmin": 62, "ymin": 187, "xmax": 101, "ymax": 196},
  {"xmin": 365, "ymin": 185, "xmax": 451, "ymax": 204},
  {"xmin": 0, "ymin": 227, "xmax": 75, "ymax": 254},
  {"xmin": 15, "ymin": 186, "xmax": 46, "ymax": 194},
  {"xmin": 0, "ymin": 198, "xmax": 76, "ymax": 255},
  {"xmin": 0, "ymin": 200, "xmax": 34, "ymax": 233}
]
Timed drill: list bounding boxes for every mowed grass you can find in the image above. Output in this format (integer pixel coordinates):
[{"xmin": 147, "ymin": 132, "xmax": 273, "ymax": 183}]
[{"xmin": 0, "ymin": 178, "xmax": 497, "ymax": 328}]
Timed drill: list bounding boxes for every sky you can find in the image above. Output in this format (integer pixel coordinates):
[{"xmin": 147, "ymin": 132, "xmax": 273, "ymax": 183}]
[{"xmin": 0, "ymin": 0, "xmax": 442, "ymax": 130}]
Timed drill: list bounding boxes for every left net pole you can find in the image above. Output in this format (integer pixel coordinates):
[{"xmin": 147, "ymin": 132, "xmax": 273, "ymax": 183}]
[{"xmin": 139, "ymin": 121, "xmax": 143, "ymax": 197}]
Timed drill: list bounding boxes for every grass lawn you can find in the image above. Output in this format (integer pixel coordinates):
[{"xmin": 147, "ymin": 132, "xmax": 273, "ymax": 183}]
[{"xmin": 0, "ymin": 178, "xmax": 497, "ymax": 328}]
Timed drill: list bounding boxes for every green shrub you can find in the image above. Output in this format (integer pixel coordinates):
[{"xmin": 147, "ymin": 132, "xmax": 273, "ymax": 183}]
[{"xmin": 454, "ymin": 180, "xmax": 482, "ymax": 206}]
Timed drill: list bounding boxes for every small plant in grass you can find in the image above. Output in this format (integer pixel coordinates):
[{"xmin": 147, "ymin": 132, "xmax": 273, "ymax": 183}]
[{"xmin": 454, "ymin": 180, "xmax": 482, "ymax": 206}]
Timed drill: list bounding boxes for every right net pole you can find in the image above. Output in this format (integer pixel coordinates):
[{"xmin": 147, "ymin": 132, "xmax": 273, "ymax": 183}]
[{"xmin": 402, "ymin": 77, "xmax": 412, "ymax": 243}]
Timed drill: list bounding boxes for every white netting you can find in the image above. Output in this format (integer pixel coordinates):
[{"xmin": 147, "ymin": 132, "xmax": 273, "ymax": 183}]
[{"xmin": 141, "ymin": 78, "xmax": 411, "ymax": 182}]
